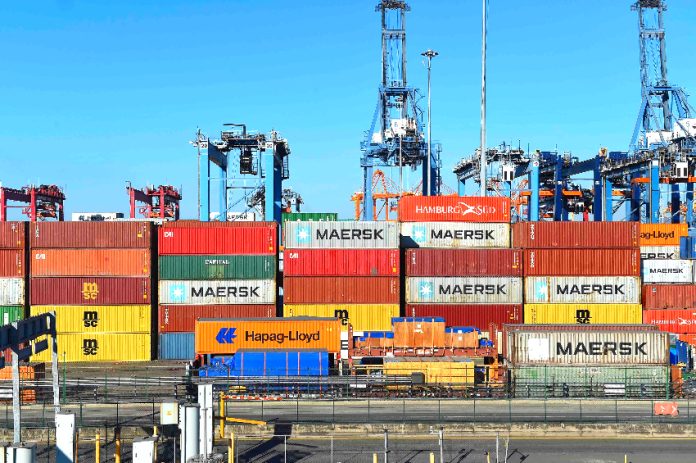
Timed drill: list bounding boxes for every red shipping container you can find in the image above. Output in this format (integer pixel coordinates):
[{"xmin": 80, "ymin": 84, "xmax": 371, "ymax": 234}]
[
  {"xmin": 158, "ymin": 304, "xmax": 276, "ymax": 332},
  {"xmin": 523, "ymin": 249, "xmax": 640, "ymax": 276},
  {"xmin": 30, "ymin": 277, "xmax": 151, "ymax": 305},
  {"xmin": 405, "ymin": 304, "xmax": 522, "ymax": 329},
  {"xmin": 158, "ymin": 226, "xmax": 276, "ymax": 255},
  {"xmin": 405, "ymin": 249, "xmax": 522, "ymax": 277},
  {"xmin": 0, "ymin": 222, "xmax": 25, "ymax": 249},
  {"xmin": 398, "ymin": 196, "xmax": 510, "ymax": 223},
  {"xmin": 283, "ymin": 277, "xmax": 399, "ymax": 304},
  {"xmin": 0, "ymin": 250, "xmax": 24, "ymax": 277},
  {"xmin": 512, "ymin": 222, "xmax": 640, "ymax": 249},
  {"xmin": 163, "ymin": 221, "xmax": 278, "ymax": 228},
  {"xmin": 643, "ymin": 309, "xmax": 696, "ymax": 334},
  {"xmin": 29, "ymin": 222, "xmax": 152, "ymax": 249},
  {"xmin": 284, "ymin": 249, "xmax": 399, "ymax": 276},
  {"xmin": 643, "ymin": 284, "xmax": 696, "ymax": 309}
]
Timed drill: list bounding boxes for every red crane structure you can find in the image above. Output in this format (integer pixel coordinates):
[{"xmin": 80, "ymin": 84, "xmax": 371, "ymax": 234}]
[
  {"xmin": 0, "ymin": 184, "xmax": 65, "ymax": 221},
  {"xmin": 126, "ymin": 183, "xmax": 182, "ymax": 220}
]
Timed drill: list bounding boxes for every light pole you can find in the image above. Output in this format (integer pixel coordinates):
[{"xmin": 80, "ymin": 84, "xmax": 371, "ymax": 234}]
[{"xmin": 421, "ymin": 49, "xmax": 438, "ymax": 196}]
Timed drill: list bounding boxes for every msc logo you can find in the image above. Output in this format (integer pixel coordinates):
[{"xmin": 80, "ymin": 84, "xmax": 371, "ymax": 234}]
[
  {"xmin": 575, "ymin": 309, "xmax": 592, "ymax": 324},
  {"xmin": 334, "ymin": 309, "xmax": 349, "ymax": 326},
  {"xmin": 81, "ymin": 283, "xmax": 99, "ymax": 300},
  {"xmin": 168, "ymin": 283, "xmax": 187, "ymax": 303},
  {"xmin": 83, "ymin": 311, "xmax": 99, "ymax": 328},
  {"xmin": 82, "ymin": 339, "xmax": 98, "ymax": 356},
  {"xmin": 418, "ymin": 281, "xmax": 434, "ymax": 299},
  {"xmin": 215, "ymin": 327, "xmax": 237, "ymax": 344},
  {"xmin": 295, "ymin": 226, "xmax": 311, "ymax": 243},
  {"xmin": 411, "ymin": 225, "xmax": 427, "ymax": 244}
]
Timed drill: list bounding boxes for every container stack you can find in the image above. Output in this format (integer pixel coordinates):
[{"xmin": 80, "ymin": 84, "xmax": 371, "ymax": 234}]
[
  {"xmin": 29, "ymin": 222, "xmax": 153, "ymax": 362},
  {"xmin": 157, "ymin": 222, "xmax": 277, "ymax": 360},
  {"xmin": 282, "ymin": 221, "xmax": 400, "ymax": 332},
  {"xmin": 0, "ymin": 222, "xmax": 25, "ymax": 326}
]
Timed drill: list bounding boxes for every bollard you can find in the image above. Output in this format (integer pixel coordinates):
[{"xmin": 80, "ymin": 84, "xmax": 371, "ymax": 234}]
[
  {"xmin": 74, "ymin": 430, "xmax": 79, "ymax": 463},
  {"xmin": 115, "ymin": 427, "xmax": 122, "ymax": 463},
  {"xmin": 429, "ymin": 452, "xmax": 435, "ymax": 463},
  {"xmin": 228, "ymin": 433, "xmax": 235, "ymax": 463},
  {"xmin": 153, "ymin": 426, "xmax": 158, "ymax": 462},
  {"xmin": 95, "ymin": 433, "xmax": 100, "ymax": 463},
  {"xmin": 373, "ymin": 453, "xmax": 377, "ymax": 463},
  {"xmin": 220, "ymin": 393, "xmax": 226, "ymax": 439}
]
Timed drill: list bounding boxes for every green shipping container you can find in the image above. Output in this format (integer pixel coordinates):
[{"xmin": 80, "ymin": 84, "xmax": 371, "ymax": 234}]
[
  {"xmin": 0, "ymin": 306, "xmax": 23, "ymax": 326},
  {"xmin": 282, "ymin": 213, "xmax": 338, "ymax": 222},
  {"xmin": 158, "ymin": 255, "xmax": 276, "ymax": 280}
]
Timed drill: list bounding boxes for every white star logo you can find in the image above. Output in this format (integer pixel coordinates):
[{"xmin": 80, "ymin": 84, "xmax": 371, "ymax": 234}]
[
  {"xmin": 296, "ymin": 227, "xmax": 310, "ymax": 242},
  {"xmin": 419, "ymin": 282, "xmax": 434, "ymax": 298}
]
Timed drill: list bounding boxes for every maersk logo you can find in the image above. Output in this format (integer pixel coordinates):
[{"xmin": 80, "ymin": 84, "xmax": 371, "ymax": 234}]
[
  {"xmin": 534, "ymin": 280, "xmax": 548, "ymax": 300},
  {"xmin": 169, "ymin": 283, "xmax": 187, "ymax": 303},
  {"xmin": 419, "ymin": 281, "xmax": 434, "ymax": 299},
  {"xmin": 411, "ymin": 225, "xmax": 427, "ymax": 243},
  {"xmin": 295, "ymin": 226, "xmax": 311, "ymax": 243}
]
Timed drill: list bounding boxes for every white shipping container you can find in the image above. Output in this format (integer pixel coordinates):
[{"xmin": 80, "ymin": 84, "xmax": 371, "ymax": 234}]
[
  {"xmin": 400, "ymin": 222, "xmax": 510, "ymax": 248},
  {"xmin": 406, "ymin": 276, "xmax": 523, "ymax": 304},
  {"xmin": 284, "ymin": 221, "xmax": 399, "ymax": 249},
  {"xmin": 0, "ymin": 278, "xmax": 24, "ymax": 305},
  {"xmin": 159, "ymin": 280, "xmax": 276, "ymax": 305},
  {"xmin": 525, "ymin": 277, "xmax": 641, "ymax": 304},
  {"xmin": 640, "ymin": 246, "xmax": 680, "ymax": 260},
  {"xmin": 642, "ymin": 259, "xmax": 694, "ymax": 284}
]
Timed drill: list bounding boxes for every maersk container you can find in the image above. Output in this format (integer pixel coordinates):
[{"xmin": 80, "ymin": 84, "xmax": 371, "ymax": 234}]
[
  {"xmin": 524, "ymin": 249, "xmax": 640, "ymax": 277},
  {"xmin": 0, "ymin": 306, "xmax": 23, "ymax": 325},
  {"xmin": 30, "ymin": 277, "xmax": 150, "ymax": 305},
  {"xmin": 30, "ymin": 305, "xmax": 151, "ymax": 333},
  {"xmin": 158, "ymin": 226, "xmax": 277, "ymax": 255},
  {"xmin": 158, "ymin": 255, "xmax": 275, "ymax": 280},
  {"xmin": 400, "ymin": 222, "xmax": 510, "ymax": 249},
  {"xmin": 398, "ymin": 196, "xmax": 510, "ymax": 223},
  {"xmin": 30, "ymin": 249, "xmax": 151, "ymax": 277},
  {"xmin": 203, "ymin": 351, "xmax": 330, "ymax": 377},
  {"xmin": 0, "ymin": 222, "xmax": 25, "ymax": 249},
  {"xmin": 524, "ymin": 277, "xmax": 641, "ymax": 304},
  {"xmin": 283, "ymin": 221, "xmax": 399, "ymax": 249},
  {"xmin": 406, "ymin": 277, "xmax": 523, "ymax": 304},
  {"xmin": 158, "ymin": 305, "xmax": 276, "ymax": 332},
  {"xmin": 0, "ymin": 279, "xmax": 24, "ymax": 305},
  {"xmin": 642, "ymin": 259, "xmax": 694, "ymax": 284},
  {"xmin": 639, "ymin": 223, "xmax": 688, "ymax": 246},
  {"xmin": 33, "ymin": 333, "xmax": 152, "ymax": 362},
  {"xmin": 0, "ymin": 250, "xmax": 24, "ymax": 277},
  {"xmin": 29, "ymin": 222, "xmax": 152, "ymax": 248},
  {"xmin": 523, "ymin": 304, "xmax": 642, "ymax": 325},
  {"xmin": 643, "ymin": 284, "xmax": 696, "ymax": 309},
  {"xmin": 512, "ymin": 222, "xmax": 639, "ymax": 249},
  {"xmin": 641, "ymin": 246, "xmax": 680, "ymax": 260},
  {"xmin": 643, "ymin": 309, "xmax": 696, "ymax": 334},
  {"xmin": 159, "ymin": 332, "xmax": 195, "ymax": 360},
  {"xmin": 283, "ymin": 277, "xmax": 399, "ymax": 304},
  {"xmin": 404, "ymin": 304, "xmax": 522, "ymax": 329},
  {"xmin": 282, "ymin": 212, "xmax": 338, "ymax": 222},
  {"xmin": 283, "ymin": 304, "xmax": 400, "ymax": 331},
  {"xmin": 405, "ymin": 249, "xmax": 522, "ymax": 277},
  {"xmin": 159, "ymin": 280, "xmax": 276, "ymax": 305},
  {"xmin": 283, "ymin": 249, "xmax": 399, "ymax": 276}
]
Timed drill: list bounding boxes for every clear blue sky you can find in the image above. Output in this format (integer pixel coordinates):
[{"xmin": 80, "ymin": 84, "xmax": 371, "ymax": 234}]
[{"xmin": 2, "ymin": 0, "xmax": 696, "ymax": 219}]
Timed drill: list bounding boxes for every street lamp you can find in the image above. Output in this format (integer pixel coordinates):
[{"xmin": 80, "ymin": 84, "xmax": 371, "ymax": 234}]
[{"xmin": 421, "ymin": 49, "xmax": 439, "ymax": 196}]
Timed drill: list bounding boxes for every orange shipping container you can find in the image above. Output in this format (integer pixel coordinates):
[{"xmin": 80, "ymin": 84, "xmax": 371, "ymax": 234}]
[
  {"xmin": 398, "ymin": 196, "xmax": 510, "ymax": 223},
  {"xmin": 0, "ymin": 222, "xmax": 25, "ymax": 249},
  {"xmin": 195, "ymin": 317, "xmax": 342, "ymax": 355},
  {"xmin": 639, "ymin": 223, "xmax": 688, "ymax": 246},
  {"xmin": 392, "ymin": 317, "xmax": 446, "ymax": 348},
  {"xmin": 30, "ymin": 249, "xmax": 151, "ymax": 277},
  {"xmin": 0, "ymin": 249, "xmax": 24, "ymax": 277}
]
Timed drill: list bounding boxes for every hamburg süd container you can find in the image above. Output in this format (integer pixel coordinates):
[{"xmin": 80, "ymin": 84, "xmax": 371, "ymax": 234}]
[
  {"xmin": 159, "ymin": 332, "xmax": 194, "ymax": 360},
  {"xmin": 523, "ymin": 304, "xmax": 642, "ymax": 325},
  {"xmin": 30, "ymin": 305, "xmax": 151, "ymax": 333},
  {"xmin": 283, "ymin": 221, "xmax": 399, "ymax": 249},
  {"xmin": 158, "ymin": 226, "xmax": 277, "ymax": 255},
  {"xmin": 398, "ymin": 196, "xmax": 510, "ymax": 223},
  {"xmin": 33, "ymin": 333, "xmax": 152, "ymax": 362},
  {"xmin": 0, "ymin": 249, "xmax": 24, "ymax": 277},
  {"xmin": 641, "ymin": 259, "xmax": 695, "ymax": 284},
  {"xmin": 30, "ymin": 249, "xmax": 151, "ymax": 277},
  {"xmin": 525, "ymin": 276, "xmax": 641, "ymax": 304},
  {"xmin": 0, "ymin": 305, "xmax": 23, "ymax": 325},
  {"xmin": 641, "ymin": 246, "xmax": 680, "ymax": 260},
  {"xmin": 283, "ymin": 249, "xmax": 399, "ymax": 276},
  {"xmin": 524, "ymin": 249, "xmax": 640, "ymax": 276},
  {"xmin": 158, "ymin": 305, "xmax": 276, "ymax": 332},
  {"xmin": 283, "ymin": 304, "xmax": 400, "ymax": 331},
  {"xmin": 158, "ymin": 255, "xmax": 275, "ymax": 280},
  {"xmin": 0, "ymin": 222, "xmax": 25, "ymax": 249},
  {"xmin": 392, "ymin": 317, "xmax": 446, "ymax": 348},
  {"xmin": 400, "ymin": 222, "xmax": 510, "ymax": 249},
  {"xmin": 30, "ymin": 277, "xmax": 150, "ymax": 305},
  {"xmin": 511, "ymin": 222, "xmax": 639, "ymax": 249},
  {"xmin": 642, "ymin": 284, "xmax": 696, "ymax": 309},
  {"xmin": 642, "ymin": 309, "xmax": 696, "ymax": 334},
  {"xmin": 405, "ymin": 249, "xmax": 522, "ymax": 277},
  {"xmin": 406, "ymin": 276, "xmax": 523, "ymax": 304},
  {"xmin": 639, "ymin": 223, "xmax": 688, "ymax": 246},
  {"xmin": 29, "ymin": 222, "xmax": 152, "ymax": 248},
  {"xmin": 404, "ymin": 304, "xmax": 522, "ymax": 328},
  {"xmin": 283, "ymin": 277, "xmax": 399, "ymax": 304},
  {"xmin": 159, "ymin": 280, "xmax": 276, "ymax": 305},
  {"xmin": 0, "ymin": 279, "xmax": 24, "ymax": 305}
]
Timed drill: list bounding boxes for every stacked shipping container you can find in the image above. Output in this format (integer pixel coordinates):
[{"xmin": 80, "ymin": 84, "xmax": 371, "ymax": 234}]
[{"xmin": 0, "ymin": 222, "xmax": 25, "ymax": 325}]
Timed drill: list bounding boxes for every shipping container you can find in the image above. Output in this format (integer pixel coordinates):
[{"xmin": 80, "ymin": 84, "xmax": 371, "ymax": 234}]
[
  {"xmin": 398, "ymin": 196, "xmax": 510, "ymax": 223},
  {"xmin": 283, "ymin": 304, "xmax": 400, "ymax": 331},
  {"xmin": 158, "ymin": 226, "xmax": 277, "ymax": 255},
  {"xmin": 195, "ymin": 317, "xmax": 342, "ymax": 355},
  {"xmin": 33, "ymin": 333, "xmax": 151, "ymax": 362},
  {"xmin": 383, "ymin": 357, "xmax": 475, "ymax": 385},
  {"xmin": 642, "ymin": 309, "xmax": 696, "ymax": 334},
  {"xmin": 523, "ymin": 304, "xmax": 642, "ymax": 325},
  {"xmin": 641, "ymin": 259, "xmax": 694, "ymax": 284},
  {"xmin": 283, "ymin": 277, "xmax": 399, "ymax": 304},
  {"xmin": 282, "ymin": 213, "xmax": 338, "ymax": 222},
  {"xmin": 400, "ymin": 222, "xmax": 510, "ymax": 249},
  {"xmin": 283, "ymin": 221, "xmax": 399, "ymax": 249},
  {"xmin": 0, "ymin": 279, "xmax": 24, "ymax": 305},
  {"xmin": 524, "ymin": 249, "xmax": 640, "ymax": 276},
  {"xmin": 404, "ymin": 304, "xmax": 522, "ymax": 328},
  {"xmin": 0, "ymin": 306, "xmax": 23, "ymax": 325},
  {"xmin": 283, "ymin": 249, "xmax": 399, "ymax": 276},
  {"xmin": 639, "ymin": 223, "xmax": 688, "ymax": 246},
  {"xmin": 643, "ymin": 284, "xmax": 696, "ymax": 309},
  {"xmin": 0, "ymin": 250, "xmax": 23, "ymax": 277},
  {"xmin": 158, "ymin": 255, "xmax": 275, "ymax": 280},
  {"xmin": 29, "ymin": 305, "xmax": 151, "ymax": 333},
  {"xmin": 524, "ymin": 277, "xmax": 641, "ymax": 304},
  {"xmin": 512, "ymin": 222, "xmax": 639, "ymax": 249},
  {"xmin": 202, "ymin": 351, "xmax": 330, "ymax": 377},
  {"xmin": 29, "ymin": 222, "xmax": 152, "ymax": 248},
  {"xmin": 162, "ymin": 220, "xmax": 277, "ymax": 228},
  {"xmin": 392, "ymin": 317, "xmax": 446, "ymax": 348},
  {"xmin": 678, "ymin": 334, "xmax": 696, "ymax": 346},
  {"xmin": 641, "ymin": 246, "xmax": 680, "ymax": 260},
  {"xmin": 158, "ymin": 280, "xmax": 275, "ymax": 305},
  {"xmin": 158, "ymin": 305, "xmax": 276, "ymax": 332},
  {"xmin": 680, "ymin": 236, "xmax": 696, "ymax": 259},
  {"xmin": 405, "ymin": 249, "xmax": 522, "ymax": 277},
  {"xmin": 159, "ymin": 332, "xmax": 194, "ymax": 360},
  {"xmin": 0, "ymin": 222, "xmax": 25, "ymax": 249},
  {"xmin": 30, "ymin": 249, "xmax": 151, "ymax": 277},
  {"xmin": 406, "ymin": 277, "xmax": 523, "ymax": 304},
  {"xmin": 30, "ymin": 277, "xmax": 150, "ymax": 305}
]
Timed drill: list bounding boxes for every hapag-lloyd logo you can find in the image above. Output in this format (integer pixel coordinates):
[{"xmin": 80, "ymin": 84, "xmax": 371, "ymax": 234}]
[{"xmin": 414, "ymin": 202, "xmax": 497, "ymax": 217}]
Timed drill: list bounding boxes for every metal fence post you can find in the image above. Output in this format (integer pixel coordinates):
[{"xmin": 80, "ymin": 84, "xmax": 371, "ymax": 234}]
[
  {"xmin": 368, "ymin": 397, "xmax": 371, "ymax": 423},
  {"xmin": 579, "ymin": 399, "xmax": 582, "ymax": 422},
  {"xmin": 402, "ymin": 399, "xmax": 406, "ymax": 423},
  {"xmin": 438, "ymin": 399, "xmax": 441, "ymax": 422},
  {"xmin": 296, "ymin": 395, "xmax": 299, "ymax": 422},
  {"xmin": 473, "ymin": 398, "xmax": 476, "ymax": 423},
  {"xmin": 508, "ymin": 398, "xmax": 512, "ymax": 424},
  {"xmin": 615, "ymin": 400, "xmax": 619, "ymax": 424},
  {"xmin": 544, "ymin": 399, "xmax": 547, "ymax": 423},
  {"xmin": 332, "ymin": 398, "xmax": 335, "ymax": 424}
]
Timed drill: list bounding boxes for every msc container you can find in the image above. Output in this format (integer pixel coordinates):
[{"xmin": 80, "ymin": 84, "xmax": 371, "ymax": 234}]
[
  {"xmin": 29, "ymin": 222, "xmax": 152, "ymax": 248},
  {"xmin": 524, "ymin": 277, "xmax": 641, "ymax": 304},
  {"xmin": 642, "ymin": 309, "xmax": 696, "ymax": 334},
  {"xmin": 639, "ymin": 223, "xmax": 688, "ymax": 246},
  {"xmin": 158, "ymin": 255, "xmax": 275, "ymax": 280},
  {"xmin": 203, "ymin": 351, "xmax": 330, "ymax": 377},
  {"xmin": 642, "ymin": 259, "xmax": 694, "ymax": 284},
  {"xmin": 0, "ymin": 279, "xmax": 24, "ymax": 305},
  {"xmin": 158, "ymin": 305, "xmax": 276, "ymax": 332},
  {"xmin": 158, "ymin": 226, "xmax": 277, "ymax": 255},
  {"xmin": 0, "ymin": 250, "xmax": 24, "ymax": 277},
  {"xmin": 392, "ymin": 317, "xmax": 446, "ymax": 348},
  {"xmin": 283, "ymin": 249, "xmax": 399, "ymax": 276},
  {"xmin": 383, "ymin": 357, "xmax": 475, "ymax": 385},
  {"xmin": 282, "ymin": 212, "xmax": 338, "ymax": 222},
  {"xmin": 0, "ymin": 305, "xmax": 23, "ymax": 325},
  {"xmin": 29, "ymin": 305, "xmax": 151, "ymax": 333},
  {"xmin": 398, "ymin": 196, "xmax": 510, "ymax": 223},
  {"xmin": 33, "ymin": 333, "xmax": 151, "ymax": 362},
  {"xmin": 0, "ymin": 222, "xmax": 25, "ymax": 249},
  {"xmin": 158, "ymin": 280, "xmax": 275, "ymax": 305},
  {"xmin": 642, "ymin": 284, "xmax": 696, "ymax": 309},
  {"xmin": 159, "ymin": 332, "xmax": 194, "ymax": 360},
  {"xmin": 283, "ymin": 221, "xmax": 399, "ymax": 249},
  {"xmin": 194, "ymin": 317, "xmax": 342, "ymax": 355},
  {"xmin": 30, "ymin": 249, "xmax": 151, "ymax": 277},
  {"xmin": 400, "ymin": 222, "xmax": 510, "ymax": 249},
  {"xmin": 405, "ymin": 249, "xmax": 522, "ymax": 277},
  {"xmin": 524, "ymin": 249, "xmax": 640, "ymax": 276},
  {"xmin": 523, "ymin": 304, "xmax": 642, "ymax": 325},
  {"xmin": 283, "ymin": 304, "xmax": 400, "ymax": 332},
  {"xmin": 641, "ymin": 246, "xmax": 680, "ymax": 260},
  {"xmin": 30, "ymin": 277, "xmax": 150, "ymax": 305},
  {"xmin": 406, "ymin": 277, "xmax": 523, "ymax": 304},
  {"xmin": 283, "ymin": 277, "xmax": 399, "ymax": 304},
  {"xmin": 512, "ymin": 222, "xmax": 639, "ymax": 249},
  {"xmin": 404, "ymin": 304, "xmax": 522, "ymax": 328}
]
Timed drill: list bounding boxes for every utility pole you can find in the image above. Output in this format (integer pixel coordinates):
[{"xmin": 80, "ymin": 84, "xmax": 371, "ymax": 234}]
[
  {"xmin": 422, "ymin": 49, "xmax": 439, "ymax": 196},
  {"xmin": 479, "ymin": 0, "xmax": 488, "ymax": 196}
]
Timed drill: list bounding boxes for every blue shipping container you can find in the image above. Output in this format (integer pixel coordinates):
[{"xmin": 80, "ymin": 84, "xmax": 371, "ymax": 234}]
[
  {"xmin": 202, "ymin": 350, "xmax": 329, "ymax": 377},
  {"xmin": 159, "ymin": 333, "xmax": 195, "ymax": 360},
  {"xmin": 680, "ymin": 236, "xmax": 696, "ymax": 259}
]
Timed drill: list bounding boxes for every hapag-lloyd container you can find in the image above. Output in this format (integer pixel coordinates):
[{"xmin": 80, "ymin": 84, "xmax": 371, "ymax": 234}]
[
  {"xmin": 283, "ymin": 249, "xmax": 399, "ymax": 276},
  {"xmin": 512, "ymin": 222, "xmax": 639, "ymax": 249},
  {"xmin": 404, "ymin": 304, "xmax": 522, "ymax": 328},
  {"xmin": 640, "ymin": 246, "xmax": 680, "ymax": 260},
  {"xmin": 194, "ymin": 317, "xmax": 342, "ymax": 355},
  {"xmin": 0, "ymin": 279, "xmax": 24, "ymax": 305},
  {"xmin": 0, "ymin": 249, "xmax": 24, "ymax": 277},
  {"xmin": 29, "ymin": 222, "xmax": 152, "ymax": 248},
  {"xmin": 158, "ymin": 255, "xmax": 275, "ymax": 280},
  {"xmin": 524, "ymin": 249, "xmax": 640, "ymax": 276},
  {"xmin": 641, "ymin": 259, "xmax": 695, "ymax": 284},
  {"xmin": 30, "ymin": 277, "xmax": 150, "ymax": 305},
  {"xmin": 398, "ymin": 196, "xmax": 510, "ymax": 223},
  {"xmin": 30, "ymin": 249, "xmax": 151, "ymax": 277},
  {"xmin": 400, "ymin": 222, "xmax": 510, "ymax": 248},
  {"xmin": 642, "ymin": 284, "xmax": 696, "ymax": 309},
  {"xmin": 32, "ymin": 333, "xmax": 151, "ymax": 362},
  {"xmin": 643, "ymin": 309, "xmax": 696, "ymax": 334},
  {"xmin": 158, "ymin": 226, "xmax": 277, "ymax": 255},
  {"xmin": 405, "ymin": 249, "xmax": 522, "ymax": 277},
  {"xmin": 159, "ymin": 305, "xmax": 276, "ymax": 332},
  {"xmin": 525, "ymin": 276, "xmax": 641, "ymax": 304},
  {"xmin": 639, "ymin": 223, "xmax": 688, "ymax": 246},
  {"xmin": 158, "ymin": 280, "xmax": 276, "ymax": 305},
  {"xmin": 523, "ymin": 304, "xmax": 642, "ymax": 325},
  {"xmin": 283, "ymin": 304, "xmax": 400, "ymax": 331},
  {"xmin": 30, "ymin": 305, "xmax": 151, "ymax": 333},
  {"xmin": 283, "ymin": 221, "xmax": 399, "ymax": 249},
  {"xmin": 0, "ymin": 222, "xmax": 25, "ymax": 249},
  {"xmin": 283, "ymin": 277, "xmax": 399, "ymax": 304},
  {"xmin": 406, "ymin": 277, "xmax": 523, "ymax": 304}
]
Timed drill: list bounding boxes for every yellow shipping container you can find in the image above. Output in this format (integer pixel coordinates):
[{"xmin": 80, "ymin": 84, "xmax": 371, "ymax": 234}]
[
  {"xmin": 30, "ymin": 305, "xmax": 151, "ymax": 333},
  {"xmin": 639, "ymin": 223, "xmax": 688, "ymax": 246},
  {"xmin": 283, "ymin": 304, "xmax": 399, "ymax": 331},
  {"xmin": 32, "ymin": 333, "xmax": 151, "ymax": 362},
  {"xmin": 523, "ymin": 304, "xmax": 642, "ymax": 324},
  {"xmin": 383, "ymin": 358, "xmax": 475, "ymax": 385}
]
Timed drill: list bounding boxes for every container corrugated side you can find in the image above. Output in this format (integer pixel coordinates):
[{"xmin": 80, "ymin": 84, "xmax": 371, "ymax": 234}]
[
  {"xmin": 406, "ymin": 277, "xmax": 523, "ymax": 304},
  {"xmin": 159, "ymin": 332, "xmax": 194, "ymax": 360},
  {"xmin": 158, "ymin": 226, "xmax": 277, "ymax": 255},
  {"xmin": 640, "ymin": 246, "xmax": 680, "ymax": 260},
  {"xmin": 282, "ymin": 212, "xmax": 338, "ymax": 222},
  {"xmin": 29, "ymin": 222, "xmax": 152, "ymax": 248},
  {"xmin": 524, "ymin": 249, "xmax": 640, "ymax": 276},
  {"xmin": 0, "ymin": 306, "xmax": 23, "ymax": 325},
  {"xmin": 641, "ymin": 260, "xmax": 694, "ymax": 284},
  {"xmin": 158, "ymin": 305, "xmax": 276, "ymax": 332},
  {"xmin": 383, "ymin": 358, "xmax": 475, "ymax": 385},
  {"xmin": 283, "ymin": 249, "xmax": 399, "ymax": 276},
  {"xmin": 642, "ymin": 284, "xmax": 696, "ymax": 309},
  {"xmin": 30, "ymin": 305, "xmax": 151, "ymax": 333},
  {"xmin": 523, "ymin": 304, "xmax": 642, "ymax": 325},
  {"xmin": 283, "ymin": 304, "xmax": 400, "ymax": 331},
  {"xmin": 524, "ymin": 277, "xmax": 641, "ymax": 304},
  {"xmin": 158, "ymin": 255, "xmax": 275, "ymax": 280},
  {"xmin": 404, "ymin": 304, "xmax": 522, "ymax": 329},
  {"xmin": 642, "ymin": 309, "xmax": 696, "ymax": 334},
  {"xmin": 400, "ymin": 222, "xmax": 510, "ymax": 248},
  {"xmin": 158, "ymin": 280, "xmax": 276, "ymax": 305},
  {"xmin": 283, "ymin": 221, "xmax": 399, "ymax": 249},
  {"xmin": 405, "ymin": 249, "xmax": 522, "ymax": 277},
  {"xmin": 398, "ymin": 196, "xmax": 510, "ymax": 222},
  {"xmin": 0, "ymin": 279, "xmax": 24, "ymax": 305},
  {"xmin": 163, "ymin": 220, "xmax": 278, "ymax": 228},
  {"xmin": 33, "ymin": 333, "xmax": 151, "ymax": 362},
  {"xmin": 0, "ymin": 250, "xmax": 24, "ymax": 277},
  {"xmin": 639, "ymin": 223, "xmax": 688, "ymax": 246},
  {"xmin": 283, "ymin": 277, "xmax": 399, "ymax": 304},
  {"xmin": 30, "ymin": 277, "xmax": 150, "ymax": 305},
  {"xmin": 30, "ymin": 249, "xmax": 151, "ymax": 277},
  {"xmin": 0, "ymin": 222, "xmax": 25, "ymax": 249},
  {"xmin": 512, "ymin": 222, "xmax": 639, "ymax": 248}
]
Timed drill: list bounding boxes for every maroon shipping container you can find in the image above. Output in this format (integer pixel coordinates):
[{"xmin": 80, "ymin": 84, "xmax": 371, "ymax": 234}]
[
  {"xmin": 643, "ymin": 284, "xmax": 696, "ymax": 309},
  {"xmin": 512, "ymin": 222, "xmax": 640, "ymax": 249},
  {"xmin": 284, "ymin": 249, "xmax": 399, "ymax": 276},
  {"xmin": 158, "ymin": 304, "xmax": 276, "ymax": 332},
  {"xmin": 405, "ymin": 249, "xmax": 522, "ymax": 277},
  {"xmin": 158, "ymin": 226, "xmax": 277, "ymax": 255},
  {"xmin": 523, "ymin": 249, "xmax": 640, "ymax": 276},
  {"xmin": 405, "ymin": 304, "xmax": 522, "ymax": 329},
  {"xmin": 29, "ymin": 222, "xmax": 152, "ymax": 248},
  {"xmin": 283, "ymin": 277, "xmax": 399, "ymax": 304},
  {"xmin": 643, "ymin": 309, "xmax": 696, "ymax": 334},
  {"xmin": 30, "ymin": 277, "xmax": 151, "ymax": 305},
  {"xmin": 0, "ymin": 249, "xmax": 24, "ymax": 277},
  {"xmin": 0, "ymin": 222, "xmax": 25, "ymax": 249}
]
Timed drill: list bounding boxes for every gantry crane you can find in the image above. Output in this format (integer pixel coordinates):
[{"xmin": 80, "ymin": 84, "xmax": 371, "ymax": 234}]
[
  {"xmin": 0, "ymin": 184, "xmax": 65, "ymax": 221},
  {"xmin": 126, "ymin": 183, "xmax": 182, "ymax": 220},
  {"xmin": 351, "ymin": 169, "xmax": 416, "ymax": 221}
]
